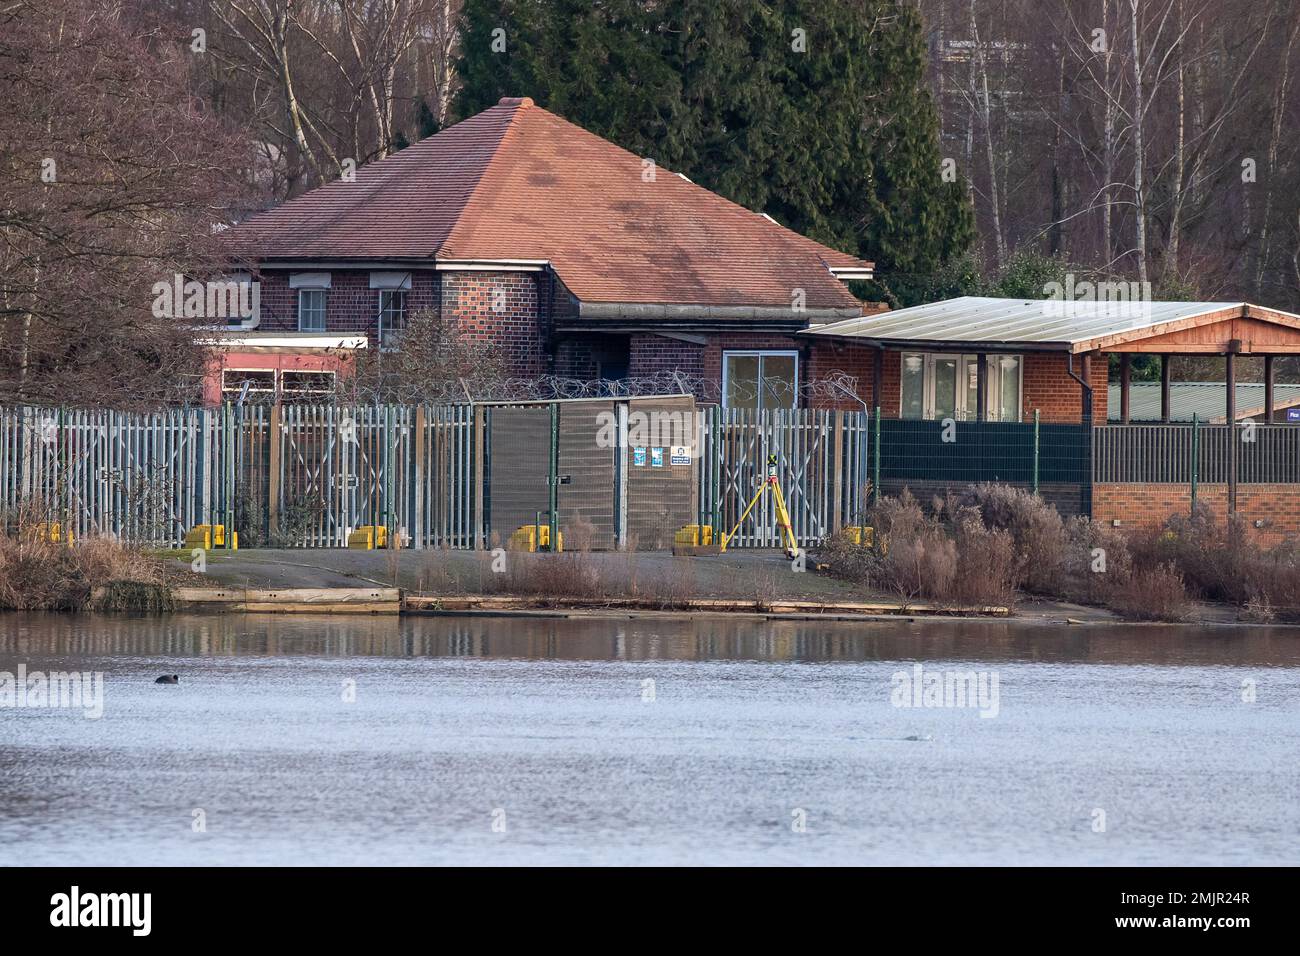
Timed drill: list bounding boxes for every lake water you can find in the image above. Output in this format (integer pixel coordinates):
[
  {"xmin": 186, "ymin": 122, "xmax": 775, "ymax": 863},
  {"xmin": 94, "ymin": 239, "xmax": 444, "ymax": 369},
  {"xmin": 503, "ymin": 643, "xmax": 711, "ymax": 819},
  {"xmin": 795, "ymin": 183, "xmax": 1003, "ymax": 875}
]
[{"xmin": 1, "ymin": 612, "xmax": 1297, "ymax": 866}]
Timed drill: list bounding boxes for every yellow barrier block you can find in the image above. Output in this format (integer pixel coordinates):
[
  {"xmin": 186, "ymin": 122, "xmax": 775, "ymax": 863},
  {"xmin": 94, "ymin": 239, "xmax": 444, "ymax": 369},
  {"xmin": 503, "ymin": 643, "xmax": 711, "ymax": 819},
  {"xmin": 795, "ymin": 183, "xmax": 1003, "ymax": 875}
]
[
  {"xmin": 347, "ymin": 525, "xmax": 394, "ymax": 550},
  {"xmin": 507, "ymin": 524, "xmax": 563, "ymax": 552},
  {"xmin": 35, "ymin": 522, "xmax": 73, "ymax": 545},
  {"xmin": 184, "ymin": 525, "xmax": 236, "ymax": 550},
  {"xmin": 674, "ymin": 524, "xmax": 713, "ymax": 547},
  {"xmin": 843, "ymin": 526, "xmax": 875, "ymax": 548}
]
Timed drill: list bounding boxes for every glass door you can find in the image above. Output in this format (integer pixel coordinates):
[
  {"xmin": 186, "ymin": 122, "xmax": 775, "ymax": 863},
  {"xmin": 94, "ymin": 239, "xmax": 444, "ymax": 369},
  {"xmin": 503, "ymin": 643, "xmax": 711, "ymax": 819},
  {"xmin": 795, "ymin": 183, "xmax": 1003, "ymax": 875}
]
[{"xmin": 931, "ymin": 356, "xmax": 959, "ymax": 421}]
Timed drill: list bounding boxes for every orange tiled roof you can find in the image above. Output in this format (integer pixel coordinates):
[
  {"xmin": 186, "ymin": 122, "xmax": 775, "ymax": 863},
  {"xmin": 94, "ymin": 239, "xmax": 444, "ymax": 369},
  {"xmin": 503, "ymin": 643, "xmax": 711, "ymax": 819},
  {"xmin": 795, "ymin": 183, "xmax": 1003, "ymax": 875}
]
[{"xmin": 224, "ymin": 97, "xmax": 872, "ymax": 312}]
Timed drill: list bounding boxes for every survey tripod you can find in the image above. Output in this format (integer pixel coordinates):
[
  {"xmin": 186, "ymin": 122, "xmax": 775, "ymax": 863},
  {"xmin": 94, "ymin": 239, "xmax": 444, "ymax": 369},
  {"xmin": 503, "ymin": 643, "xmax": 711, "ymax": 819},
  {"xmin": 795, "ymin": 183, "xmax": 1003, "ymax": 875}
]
[{"xmin": 719, "ymin": 454, "xmax": 801, "ymax": 559}]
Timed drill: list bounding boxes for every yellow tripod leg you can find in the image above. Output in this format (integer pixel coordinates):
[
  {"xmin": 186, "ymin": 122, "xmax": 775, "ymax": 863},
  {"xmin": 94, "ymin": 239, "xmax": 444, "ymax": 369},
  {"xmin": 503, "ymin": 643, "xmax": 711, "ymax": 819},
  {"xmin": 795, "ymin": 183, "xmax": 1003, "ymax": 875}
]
[
  {"xmin": 720, "ymin": 481, "xmax": 769, "ymax": 553},
  {"xmin": 771, "ymin": 480, "xmax": 800, "ymax": 558}
]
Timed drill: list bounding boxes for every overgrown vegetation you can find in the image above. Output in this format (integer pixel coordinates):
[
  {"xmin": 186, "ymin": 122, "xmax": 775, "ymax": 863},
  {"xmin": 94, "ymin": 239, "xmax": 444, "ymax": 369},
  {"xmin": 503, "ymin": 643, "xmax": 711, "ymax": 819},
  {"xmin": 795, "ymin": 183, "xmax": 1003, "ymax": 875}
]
[
  {"xmin": 0, "ymin": 516, "xmax": 186, "ymax": 612},
  {"xmin": 818, "ymin": 484, "xmax": 1300, "ymax": 623}
]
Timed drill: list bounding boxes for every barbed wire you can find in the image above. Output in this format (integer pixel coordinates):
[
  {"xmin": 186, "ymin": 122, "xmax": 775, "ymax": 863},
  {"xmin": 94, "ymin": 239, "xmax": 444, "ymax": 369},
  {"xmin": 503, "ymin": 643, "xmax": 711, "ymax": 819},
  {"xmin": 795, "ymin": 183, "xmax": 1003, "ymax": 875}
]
[
  {"xmin": 256, "ymin": 371, "xmax": 865, "ymax": 407},
  {"xmin": 0, "ymin": 372, "xmax": 865, "ymax": 410}
]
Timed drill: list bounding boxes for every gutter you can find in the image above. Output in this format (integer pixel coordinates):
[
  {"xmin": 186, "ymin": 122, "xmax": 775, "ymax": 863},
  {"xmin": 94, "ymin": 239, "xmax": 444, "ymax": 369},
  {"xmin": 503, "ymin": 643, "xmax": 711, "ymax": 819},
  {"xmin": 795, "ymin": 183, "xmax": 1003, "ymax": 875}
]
[
  {"xmin": 796, "ymin": 329, "xmax": 1075, "ymax": 353},
  {"xmin": 577, "ymin": 302, "xmax": 864, "ymax": 323}
]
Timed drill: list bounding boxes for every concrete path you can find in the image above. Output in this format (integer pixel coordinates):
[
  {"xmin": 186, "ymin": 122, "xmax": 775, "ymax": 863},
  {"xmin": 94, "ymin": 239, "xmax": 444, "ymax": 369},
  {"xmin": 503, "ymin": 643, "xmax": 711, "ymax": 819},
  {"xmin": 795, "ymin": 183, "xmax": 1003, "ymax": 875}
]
[{"xmin": 175, "ymin": 548, "xmax": 866, "ymax": 600}]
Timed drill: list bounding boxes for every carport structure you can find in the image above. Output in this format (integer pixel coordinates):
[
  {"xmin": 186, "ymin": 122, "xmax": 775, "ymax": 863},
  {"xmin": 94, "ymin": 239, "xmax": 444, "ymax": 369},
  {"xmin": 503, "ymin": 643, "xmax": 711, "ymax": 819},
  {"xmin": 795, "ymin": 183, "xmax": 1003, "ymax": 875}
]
[
  {"xmin": 804, "ymin": 296, "xmax": 1300, "ymax": 426},
  {"xmin": 803, "ymin": 297, "xmax": 1300, "ymax": 530}
]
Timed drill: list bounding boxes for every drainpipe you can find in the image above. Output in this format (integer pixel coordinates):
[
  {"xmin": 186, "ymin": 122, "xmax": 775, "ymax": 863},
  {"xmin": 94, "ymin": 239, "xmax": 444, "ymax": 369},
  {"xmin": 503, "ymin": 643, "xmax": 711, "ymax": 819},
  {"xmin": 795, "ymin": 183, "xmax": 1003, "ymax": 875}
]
[
  {"xmin": 1065, "ymin": 351, "xmax": 1094, "ymax": 425},
  {"xmin": 1066, "ymin": 351, "xmax": 1095, "ymax": 518}
]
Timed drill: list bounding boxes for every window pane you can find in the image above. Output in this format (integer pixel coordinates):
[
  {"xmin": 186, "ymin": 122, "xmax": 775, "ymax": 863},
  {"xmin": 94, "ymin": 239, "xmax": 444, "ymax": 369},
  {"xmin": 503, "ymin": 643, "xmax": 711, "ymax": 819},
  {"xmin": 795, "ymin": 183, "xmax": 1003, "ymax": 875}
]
[
  {"xmin": 222, "ymin": 370, "xmax": 275, "ymax": 394},
  {"xmin": 998, "ymin": 355, "xmax": 1021, "ymax": 422},
  {"xmin": 933, "ymin": 356, "xmax": 958, "ymax": 420},
  {"xmin": 298, "ymin": 290, "xmax": 326, "ymax": 331},
  {"xmin": 379, "ymin": 290, "xmax": 406, "ymax": 347},
  {"xmin": 901, "ymin": 353, "xmax": 924, "ymax": 419},
  {"xmin": 964, "ymin": 355, "xmax": 980, "ymax": 421},
  {"xmin": 725, "ymin": 354, "xmax": 759, "ymax": 410},
  {"xmin": 758, "ymin": 354, "xmax": 796, "ymax": 410}
]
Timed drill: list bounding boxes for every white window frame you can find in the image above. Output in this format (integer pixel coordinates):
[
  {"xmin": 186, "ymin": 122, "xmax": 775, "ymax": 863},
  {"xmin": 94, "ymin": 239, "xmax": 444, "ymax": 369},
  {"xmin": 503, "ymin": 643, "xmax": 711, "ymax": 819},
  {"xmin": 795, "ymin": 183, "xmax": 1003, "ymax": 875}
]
[
  {"xmin": 220, "ymin": 368, "xmax": 277, "ymax": 397},
  {"xmin": 297, "ymin": 288, "xmax": 327, "ymax": 332},
  {"xmin": 899, "ymin": 351, "xmax": 1023, "ymax": 422},
  {"xmin": 377, "ymin": 289, "xmax": 407, "ymax": 350},
  {"xmin": 279, "ymin": 369, "xmax": 336, "ymax": 397},
  {"xmin": 722, "ymin": 349, "xmax": 800, "ymax": 410}
]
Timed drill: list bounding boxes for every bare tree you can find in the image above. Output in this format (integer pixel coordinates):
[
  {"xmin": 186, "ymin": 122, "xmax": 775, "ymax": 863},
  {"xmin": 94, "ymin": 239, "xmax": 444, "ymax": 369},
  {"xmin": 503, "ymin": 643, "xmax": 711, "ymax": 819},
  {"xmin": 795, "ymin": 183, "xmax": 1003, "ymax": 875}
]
[{"xmin": 0, "ymin": 0, "xmax": 251, "ymax": 407}]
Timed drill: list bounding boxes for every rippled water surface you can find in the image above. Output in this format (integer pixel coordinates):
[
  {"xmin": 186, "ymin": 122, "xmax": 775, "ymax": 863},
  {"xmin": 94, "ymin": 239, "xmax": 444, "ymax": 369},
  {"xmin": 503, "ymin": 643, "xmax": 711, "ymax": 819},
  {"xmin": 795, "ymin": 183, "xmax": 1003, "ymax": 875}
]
[{"xmin": 1, "ymin": 612, "xmax": 1297, "ymax": 866}]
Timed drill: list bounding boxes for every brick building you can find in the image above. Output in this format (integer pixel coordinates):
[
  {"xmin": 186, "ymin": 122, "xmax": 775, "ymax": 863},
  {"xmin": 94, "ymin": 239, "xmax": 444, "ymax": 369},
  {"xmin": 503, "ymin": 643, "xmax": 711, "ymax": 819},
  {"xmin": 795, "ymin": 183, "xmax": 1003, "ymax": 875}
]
[
  {"xmin": 209, "ymin": 98, "xmax": 1300, "ymax": 536},
  {"xmin": 212, "ymin": 96, "xmax": 874, "ymax": 406}
]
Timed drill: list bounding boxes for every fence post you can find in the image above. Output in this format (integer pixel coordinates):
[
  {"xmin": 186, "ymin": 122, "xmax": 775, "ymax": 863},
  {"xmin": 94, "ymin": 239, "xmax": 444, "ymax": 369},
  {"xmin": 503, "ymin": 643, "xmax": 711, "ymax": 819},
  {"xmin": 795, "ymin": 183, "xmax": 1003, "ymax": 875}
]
[
  {"xmin": 831, "ymin": 413, "xmax": 844, "ymax": 532},
  {"xmin": 268, "ymin": 403, "xmax": 281, "ymax": 541},
  {"xmin": 385, "ymin": 404, "xmax": 396, "ymax": 549},
  {"xmin": 872, "ymin": 407, "xmax": 882, "ymax": 506},
  {"xmin": 223, "ymin": 400, "xmax": 234, "ymax": 548},
  {"xmin": 1032, "ymin": 409, "xmax": 1040, "ymax": 495},
  {"xmin": 548, "ymin": 401, "xmax": 559, "ymax": 549},
  {"xmin": 1190, "ymin": 413, "xmax": 1200, "ymax": 514},
  {"xmin": 711, "ymin": 406, "xmax": 721, "ymax": 535},
  {"xmin": 470, "ymin": 404, "xmax": 483, "ymax": 550}
]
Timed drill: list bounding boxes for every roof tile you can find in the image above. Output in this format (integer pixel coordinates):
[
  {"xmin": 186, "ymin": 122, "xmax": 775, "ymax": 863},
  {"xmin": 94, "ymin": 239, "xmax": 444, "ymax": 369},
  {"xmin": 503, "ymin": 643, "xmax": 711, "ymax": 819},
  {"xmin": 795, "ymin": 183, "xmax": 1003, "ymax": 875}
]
[{"xmin": 224, "ymin": 98, "xmax": 870, "ymax": 311}]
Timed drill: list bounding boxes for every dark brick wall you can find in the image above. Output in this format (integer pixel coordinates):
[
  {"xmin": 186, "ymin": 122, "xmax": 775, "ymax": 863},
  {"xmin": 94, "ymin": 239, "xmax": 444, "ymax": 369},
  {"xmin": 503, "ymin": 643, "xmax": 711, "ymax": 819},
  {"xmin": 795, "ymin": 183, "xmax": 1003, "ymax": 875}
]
[
  {"xmin": 554, "ymin": 332, "xmax": 631, "ymax": 379},
  {"xmin": 253, "ymin": 267, "xmax": 549, "ymax": 375},
  {"xmin": 254, "ymin": 269, "xmax": 438, "ymax": 343}
]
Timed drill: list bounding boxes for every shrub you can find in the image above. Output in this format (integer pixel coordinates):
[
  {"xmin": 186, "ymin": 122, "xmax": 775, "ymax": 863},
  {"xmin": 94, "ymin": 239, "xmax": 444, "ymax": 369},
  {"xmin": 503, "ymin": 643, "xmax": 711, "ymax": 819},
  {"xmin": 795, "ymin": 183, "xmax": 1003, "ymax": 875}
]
[
  {"xmin": 1059, "ymin": 516, "xmax": 1133, "ymax": 604},
  {"xmin": 1103, "ymin": 562, "xmax": 1191, "ymax": 622},
  {"xmin": 0, "ymin": 527, "xmax": 178, "ymax": 612},
  {"xmin": 950, "ymin": 513, "xmax": 1018, "ymax": 608},
  {"xmin": 955, "ymin": 484, "xmax": 1067, "ymax": 593}
]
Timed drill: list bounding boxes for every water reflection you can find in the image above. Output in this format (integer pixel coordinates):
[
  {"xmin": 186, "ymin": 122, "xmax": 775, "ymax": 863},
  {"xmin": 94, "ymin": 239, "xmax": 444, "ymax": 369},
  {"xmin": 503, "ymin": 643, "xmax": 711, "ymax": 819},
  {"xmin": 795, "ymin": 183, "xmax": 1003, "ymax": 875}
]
[{"xmin": 1, "ymin": 611, "xmax": 1296, "ymax": 666}]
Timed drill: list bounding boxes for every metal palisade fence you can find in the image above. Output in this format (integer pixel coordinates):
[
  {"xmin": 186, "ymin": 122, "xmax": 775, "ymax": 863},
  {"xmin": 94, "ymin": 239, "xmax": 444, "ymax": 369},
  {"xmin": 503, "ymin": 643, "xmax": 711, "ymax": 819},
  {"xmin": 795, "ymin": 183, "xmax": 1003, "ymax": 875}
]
[{"xmin": 0, "ymin": 401, "xmax": 1180, "ymax": 550}]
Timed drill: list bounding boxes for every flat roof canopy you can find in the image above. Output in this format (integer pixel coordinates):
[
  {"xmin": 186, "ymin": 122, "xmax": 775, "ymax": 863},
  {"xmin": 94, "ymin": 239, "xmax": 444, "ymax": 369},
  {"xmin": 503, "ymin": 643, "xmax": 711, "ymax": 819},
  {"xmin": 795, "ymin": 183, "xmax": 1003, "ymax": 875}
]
[{"xmin": 804, "ymin": 296, "xmax": 1300, "ymax": 354}]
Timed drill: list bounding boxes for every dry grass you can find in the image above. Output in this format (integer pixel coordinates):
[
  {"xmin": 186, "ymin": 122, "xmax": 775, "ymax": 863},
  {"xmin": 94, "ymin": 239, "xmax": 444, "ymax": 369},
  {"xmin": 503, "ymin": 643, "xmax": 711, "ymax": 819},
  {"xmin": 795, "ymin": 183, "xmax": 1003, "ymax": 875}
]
[
  {"xmin": 483, "ymin": 550, "xmax": 698, "ymax": 608},
  {"xmin": 0, "ymin": 520, "xmax": 181, "ymax": 612},
  {"xmin": 1103, "ymin": 563, "xmax": 1191, "ymax": 622}
]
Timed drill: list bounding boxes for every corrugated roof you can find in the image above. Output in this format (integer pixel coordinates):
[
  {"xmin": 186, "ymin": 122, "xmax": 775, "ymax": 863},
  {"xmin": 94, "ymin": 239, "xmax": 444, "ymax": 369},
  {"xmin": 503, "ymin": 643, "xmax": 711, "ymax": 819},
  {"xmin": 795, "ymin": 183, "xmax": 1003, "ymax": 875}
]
[
  {"xmin": 222, "ymin": 97, "xmax": 871, "ymax": 313},
  {"xmin": 803, "ymin": 295, "xmax": 1300, "ymax": 351},
  {"xmin": 1107, "ymin": 382, "xmax": 1300, "ymax": 422}
]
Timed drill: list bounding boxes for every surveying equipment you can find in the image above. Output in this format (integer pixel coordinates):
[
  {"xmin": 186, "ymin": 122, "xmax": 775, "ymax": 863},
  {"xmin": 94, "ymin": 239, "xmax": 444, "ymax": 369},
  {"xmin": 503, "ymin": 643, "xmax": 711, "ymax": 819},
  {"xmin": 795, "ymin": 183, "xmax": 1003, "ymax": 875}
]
[{"xmin": 719, "ymin": 454, "xmax": 801, "ymax": 558}]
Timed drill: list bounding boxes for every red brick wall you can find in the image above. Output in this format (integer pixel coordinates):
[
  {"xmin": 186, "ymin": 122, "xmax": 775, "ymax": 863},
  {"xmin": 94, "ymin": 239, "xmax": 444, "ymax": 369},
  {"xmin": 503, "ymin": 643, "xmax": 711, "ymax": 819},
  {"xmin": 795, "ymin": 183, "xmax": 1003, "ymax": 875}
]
[
  {"xmin": 805, "ymin": 342, "xmax": 899, "ymax": 412},
  {"xmin": 1093, "ymin": 483, "xmax": 1300, "ymax": 543},
  {"xmin": 1023, "ymin": 352, "xmax": 1108, "ymax": 423},
  {"xmin": 441, "ymin": 271, "xmax": 546, "ymax": 376},
  {"xmin": 251, "ymin": 268, "xmax": 547, "ymax": 375}
]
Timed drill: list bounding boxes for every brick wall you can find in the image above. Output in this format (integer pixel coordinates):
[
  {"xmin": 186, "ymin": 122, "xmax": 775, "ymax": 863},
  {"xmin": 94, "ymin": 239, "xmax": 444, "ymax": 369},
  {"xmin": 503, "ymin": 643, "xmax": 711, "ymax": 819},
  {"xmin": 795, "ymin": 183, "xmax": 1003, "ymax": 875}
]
[
  {"xmin": 1093, "ymin": 483, "xmax": 1300, "ymax": 543},
  {"xmin": 441, "ymin": 271, "xmax": 547, "ymax": 376},
  {"xmin": 254, "ymin": 269, "xmax": 438, "ymax": 343},
  {"xmin": 628, "ymin": 333, "xmax": 707, "ymax": 380},
  {"xmin": 553, "ymin": 332, "xmax": 632, "ymax": 379},
  {"xmin": 1023, "ymin": 352, "xmax": 1108, "ymax": 423},
  {"xmin": 805, "ymin": 342, "xmax": 899, "ymax": 412}
]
